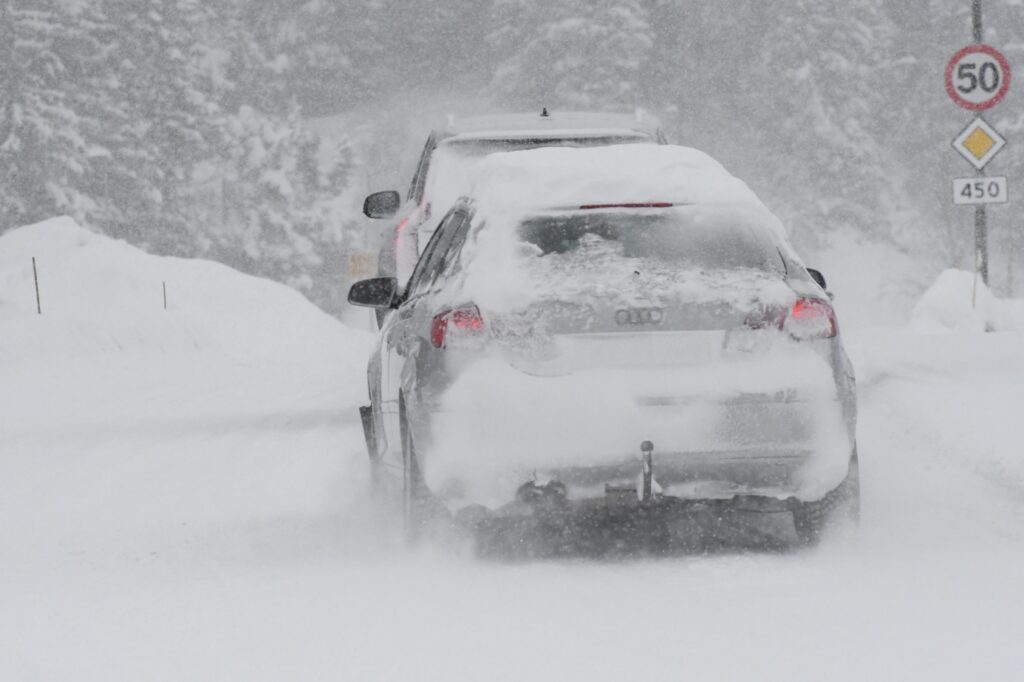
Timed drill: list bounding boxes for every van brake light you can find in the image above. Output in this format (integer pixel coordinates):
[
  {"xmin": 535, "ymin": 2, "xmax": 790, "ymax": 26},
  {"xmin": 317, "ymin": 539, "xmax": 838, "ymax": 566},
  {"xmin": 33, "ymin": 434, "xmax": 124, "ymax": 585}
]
[{"xmin": 393, "ymin": 216, "xmax": 411, "ymax": 248}]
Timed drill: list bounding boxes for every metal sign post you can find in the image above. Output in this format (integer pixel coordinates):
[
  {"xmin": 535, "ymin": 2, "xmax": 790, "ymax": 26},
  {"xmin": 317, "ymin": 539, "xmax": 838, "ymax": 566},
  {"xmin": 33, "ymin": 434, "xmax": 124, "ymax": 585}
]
[
  {"xmin": 972, "ymin": 1, "xmax": 988, "ymax": 285},
  {"xmin": 946, "ymin": 1, "xmax": 1011, "ymax": 287}
]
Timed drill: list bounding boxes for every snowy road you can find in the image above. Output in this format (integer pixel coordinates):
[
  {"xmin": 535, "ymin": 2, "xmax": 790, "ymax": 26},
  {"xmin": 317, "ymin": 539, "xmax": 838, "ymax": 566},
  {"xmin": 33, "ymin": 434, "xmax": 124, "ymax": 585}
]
[
  {"xmin": 3, "ymin": 328, "xmax": 1023, "ymax": 680},
  {"xmin": 2, "ymin": 221, "xmax": 1023, "ymax": 680}
]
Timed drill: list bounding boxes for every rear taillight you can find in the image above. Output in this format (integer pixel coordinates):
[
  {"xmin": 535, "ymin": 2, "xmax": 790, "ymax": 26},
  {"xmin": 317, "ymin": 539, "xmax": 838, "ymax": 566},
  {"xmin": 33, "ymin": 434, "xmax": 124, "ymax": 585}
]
[
  {"xmin": 784, "ymin": 298, "xmax": 837, "ymax": 340},
  {"xmin": 431, "ymin": 304, "xmax": 485, "ymax": 349}
]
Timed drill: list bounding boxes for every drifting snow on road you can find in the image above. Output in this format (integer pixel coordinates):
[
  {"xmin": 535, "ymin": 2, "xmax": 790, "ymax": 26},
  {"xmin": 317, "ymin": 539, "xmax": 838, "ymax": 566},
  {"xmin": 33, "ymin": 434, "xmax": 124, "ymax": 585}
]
[{"xmin": 2, "ymin": 219, "xmax": 1024, "ymax": 680}]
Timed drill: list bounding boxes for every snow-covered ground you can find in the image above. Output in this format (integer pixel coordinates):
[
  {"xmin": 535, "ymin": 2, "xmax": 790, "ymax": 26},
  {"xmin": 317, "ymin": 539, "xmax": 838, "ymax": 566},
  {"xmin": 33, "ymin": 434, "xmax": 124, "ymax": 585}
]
[{"xmin": 3, "ymin": 219, "xmax": 1023, "ymax": 680}]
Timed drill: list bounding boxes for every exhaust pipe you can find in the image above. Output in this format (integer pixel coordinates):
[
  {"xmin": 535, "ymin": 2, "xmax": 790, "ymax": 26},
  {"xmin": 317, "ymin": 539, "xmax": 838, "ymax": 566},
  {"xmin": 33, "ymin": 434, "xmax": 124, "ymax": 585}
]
[{"xmin": 515, "ymin": 480, "xmax": 568, "ymax": 510}]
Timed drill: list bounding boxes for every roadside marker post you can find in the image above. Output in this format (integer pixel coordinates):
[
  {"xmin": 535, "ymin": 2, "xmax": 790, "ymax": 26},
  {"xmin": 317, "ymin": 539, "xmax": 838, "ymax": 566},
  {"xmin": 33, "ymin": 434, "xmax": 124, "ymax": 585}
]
[{"xmin": 32, "ymin": 257, "xmax": 41, "ymax": 315}]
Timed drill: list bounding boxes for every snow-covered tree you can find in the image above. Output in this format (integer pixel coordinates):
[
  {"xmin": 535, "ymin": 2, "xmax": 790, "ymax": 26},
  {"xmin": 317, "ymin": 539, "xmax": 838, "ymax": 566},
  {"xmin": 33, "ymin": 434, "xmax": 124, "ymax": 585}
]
[
  {"xmin": 748, "ymin": 0, "xmax": 898, "ymax": 242},
  {"xmin": 234, "ymin": 0, "xmax": 392, "ymax": 115},
  {"xmin": 0, "ymin": 1, "xmax": 113, "ymax": 231},
  {"xmin": 209, "ymin": 105, "xmax": 351, "ymax": 294},
  {"xmin": 489, "ymin": 0, "xmax": 653, "ymax": 110},
  {"xmin": 92, "ymin": 0, "xmax": 229, "ymax": 254}
]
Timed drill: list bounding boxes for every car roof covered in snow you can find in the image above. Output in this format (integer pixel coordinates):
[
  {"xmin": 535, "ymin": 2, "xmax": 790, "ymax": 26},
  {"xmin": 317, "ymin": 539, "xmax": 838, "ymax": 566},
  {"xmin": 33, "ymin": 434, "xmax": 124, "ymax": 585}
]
[
  {"xmin": 439, "ymin": 110, "xmax": 663, "ymax": 142},
  {"xmin": 466, "ymin": 144, "xmax": 772, "ymax": 218}
]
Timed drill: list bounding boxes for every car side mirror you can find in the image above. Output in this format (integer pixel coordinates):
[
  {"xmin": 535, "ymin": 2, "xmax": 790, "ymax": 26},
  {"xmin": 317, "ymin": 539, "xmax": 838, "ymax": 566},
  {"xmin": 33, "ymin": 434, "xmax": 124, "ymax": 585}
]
[
  {"xmin": 348, "ymin": 277, "xmax": 398, "ymax": 309},
  {"xmin": 807, "ymin": 268, "xmax": 827, "ymax": 291},
  {"xmin": 363, "ymin": 190, "xmax": 401, "ymax": 219},
  {"xmin": 806, "ymin": 268, "xmax": 834, "ymax": 300}
]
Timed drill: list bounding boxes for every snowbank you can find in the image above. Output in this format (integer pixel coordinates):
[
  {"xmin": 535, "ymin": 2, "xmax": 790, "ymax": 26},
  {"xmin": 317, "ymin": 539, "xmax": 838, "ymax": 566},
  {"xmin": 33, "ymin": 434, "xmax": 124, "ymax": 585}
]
[
  {"xmin": 909, "ymin": 269, "xmax": 1024, "ymax": 333},
  {"xmin": 0, "ymin": 217, "xmax": 372, "ymax": 370}
]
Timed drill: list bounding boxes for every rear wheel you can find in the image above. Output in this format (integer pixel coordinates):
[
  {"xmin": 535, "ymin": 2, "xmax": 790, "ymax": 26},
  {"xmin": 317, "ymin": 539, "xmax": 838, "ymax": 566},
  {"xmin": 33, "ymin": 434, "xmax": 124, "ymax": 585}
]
[{"xmin": 792, "ymin": 449, "xmax": 860, "ymax": 546}]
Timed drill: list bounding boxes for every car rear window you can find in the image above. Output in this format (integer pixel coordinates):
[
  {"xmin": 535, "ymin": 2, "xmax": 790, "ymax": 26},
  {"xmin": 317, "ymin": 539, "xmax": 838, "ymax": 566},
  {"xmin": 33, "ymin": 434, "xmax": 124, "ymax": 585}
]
[{"xmin": 517, "ymin": 206, "xmax": 784, "ymax": 273}]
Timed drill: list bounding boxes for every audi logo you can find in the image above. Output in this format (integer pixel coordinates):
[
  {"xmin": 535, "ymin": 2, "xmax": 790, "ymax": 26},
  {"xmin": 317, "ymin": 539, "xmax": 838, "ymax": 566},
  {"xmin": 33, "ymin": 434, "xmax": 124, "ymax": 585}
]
[{"xmin": 615, "ymin": 307, "xmax": 665, "ymax": 326}]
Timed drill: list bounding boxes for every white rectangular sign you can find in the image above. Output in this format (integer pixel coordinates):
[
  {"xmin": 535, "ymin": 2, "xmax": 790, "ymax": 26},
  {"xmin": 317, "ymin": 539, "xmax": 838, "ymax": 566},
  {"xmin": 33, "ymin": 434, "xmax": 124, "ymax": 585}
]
[{"xmin": 953, "ymin": 176, "xmax": 1008, "ymax": 205}]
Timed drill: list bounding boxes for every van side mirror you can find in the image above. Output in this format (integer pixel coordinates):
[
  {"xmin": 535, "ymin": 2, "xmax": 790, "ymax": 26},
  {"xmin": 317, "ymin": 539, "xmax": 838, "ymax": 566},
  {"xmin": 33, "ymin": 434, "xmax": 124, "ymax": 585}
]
[
  {"xmin": 363, "ymin": 191, "xmax": 401, "ymax": 219},
  {"xmin": 348, "ymin": 277, "xmax": 398, "ymax": 309}
]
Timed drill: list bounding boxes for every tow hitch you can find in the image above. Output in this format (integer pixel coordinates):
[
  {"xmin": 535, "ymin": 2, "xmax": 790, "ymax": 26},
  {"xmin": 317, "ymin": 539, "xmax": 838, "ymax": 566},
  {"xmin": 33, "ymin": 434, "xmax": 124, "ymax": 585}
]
[
  {"xmin": 511, "ymin": 439, "xmax": 663, "ymax": 517},
  {"xmin": 640, "ymin": 440, "xmax": 654, "ymax": 503},
  {"xmin": 468, "ymin": 440, "xmax": 795, "ymax": 556},
  {"xmin": 604, "ymin": 440, "xmax": 662, "ymax": 505}
]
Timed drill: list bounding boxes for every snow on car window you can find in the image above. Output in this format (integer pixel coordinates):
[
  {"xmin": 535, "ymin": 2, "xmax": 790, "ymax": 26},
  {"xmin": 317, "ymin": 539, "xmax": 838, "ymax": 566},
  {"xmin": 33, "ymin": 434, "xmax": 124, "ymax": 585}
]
[
  {"xmin": 455, "ymin": 204, "xmax": 793, "ymax": 315},
  {"xmin": 518, "ymin": 206, "xmax": 783, "ymax": 272}
]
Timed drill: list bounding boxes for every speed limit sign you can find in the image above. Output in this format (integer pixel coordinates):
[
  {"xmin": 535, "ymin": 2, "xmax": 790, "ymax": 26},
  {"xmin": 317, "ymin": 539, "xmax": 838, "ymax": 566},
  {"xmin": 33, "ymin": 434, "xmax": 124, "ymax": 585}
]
[{"xmin": 946, "ymin": 45, "xmax": 1011, "ymax": 110}]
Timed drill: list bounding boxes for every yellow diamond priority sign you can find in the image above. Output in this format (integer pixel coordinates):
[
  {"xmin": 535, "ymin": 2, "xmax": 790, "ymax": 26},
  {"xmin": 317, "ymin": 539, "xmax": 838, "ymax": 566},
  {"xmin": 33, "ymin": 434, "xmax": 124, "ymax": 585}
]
[{"xmin": 952, "ymin": 117, "xmax": 1006, "ymax": 170}]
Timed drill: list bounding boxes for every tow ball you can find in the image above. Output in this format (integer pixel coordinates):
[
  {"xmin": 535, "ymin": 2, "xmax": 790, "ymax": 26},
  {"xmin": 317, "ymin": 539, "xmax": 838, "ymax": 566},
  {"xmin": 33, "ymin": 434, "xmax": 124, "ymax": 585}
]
[
  {"xmin": 640, "ymin": 440, "xmax": 655, "ymax": 504},
  {"xmin": 516, "ymin": 441, "xmax": 661, "ymax": 511}
]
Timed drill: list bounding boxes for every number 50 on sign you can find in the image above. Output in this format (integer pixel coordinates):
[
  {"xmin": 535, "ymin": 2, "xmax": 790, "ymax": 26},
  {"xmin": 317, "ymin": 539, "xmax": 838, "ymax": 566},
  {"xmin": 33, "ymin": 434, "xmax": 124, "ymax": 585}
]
[
  {"xmin": 953, "ymin": 176, "xmax": 1008, "ymax": 205},
  {"xmin": 946, "ymin": 45, "xmax": 1011, "ymax": 110}
]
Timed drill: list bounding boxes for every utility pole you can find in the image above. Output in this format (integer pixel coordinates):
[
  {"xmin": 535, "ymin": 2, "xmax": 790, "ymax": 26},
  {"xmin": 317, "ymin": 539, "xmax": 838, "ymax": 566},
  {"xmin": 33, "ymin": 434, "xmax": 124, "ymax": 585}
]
[{"xmin": 972, "ymin": 0, "xmax": 989, "ymax": 286}]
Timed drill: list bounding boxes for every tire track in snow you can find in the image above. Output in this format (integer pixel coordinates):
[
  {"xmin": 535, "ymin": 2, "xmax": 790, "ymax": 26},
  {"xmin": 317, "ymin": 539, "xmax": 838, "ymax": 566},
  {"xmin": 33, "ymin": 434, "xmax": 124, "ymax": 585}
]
[{"xmin": 854, "ymin": 333, "xmax": 1024, "ymax": 550}]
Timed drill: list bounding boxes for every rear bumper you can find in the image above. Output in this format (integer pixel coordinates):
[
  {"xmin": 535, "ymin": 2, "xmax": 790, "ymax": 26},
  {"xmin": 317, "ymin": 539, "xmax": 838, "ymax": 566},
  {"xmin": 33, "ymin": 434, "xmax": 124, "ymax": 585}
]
[
  {"xmin": 527, "ymin": 446, "xmax": 821, "ymax": 498},
  {"xmin": 459, "ymin": 484, "xmax": 804, "ymax": 530},
  {"xmin": 418, "ymin": 359, "xmax": 854, "ymax": 510}
]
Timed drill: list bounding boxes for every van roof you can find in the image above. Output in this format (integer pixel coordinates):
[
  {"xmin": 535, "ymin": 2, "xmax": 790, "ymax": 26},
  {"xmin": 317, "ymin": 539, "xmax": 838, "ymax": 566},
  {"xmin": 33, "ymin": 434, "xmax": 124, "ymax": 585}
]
[{"xmin": 438, "ymin": 110, "xmax": 663, "ymax": 142}]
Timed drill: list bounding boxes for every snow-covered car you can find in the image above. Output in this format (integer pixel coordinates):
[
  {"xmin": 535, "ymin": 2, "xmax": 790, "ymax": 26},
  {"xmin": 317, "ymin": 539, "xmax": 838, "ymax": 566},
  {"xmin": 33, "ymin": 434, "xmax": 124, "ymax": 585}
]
[
  {"xmin": 349, "ymin": 144, "xmax": 858, "ymax": 549},
  {"xmin": 361, "ymin": 110, "xmax": 665, "ymax": 288}
]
